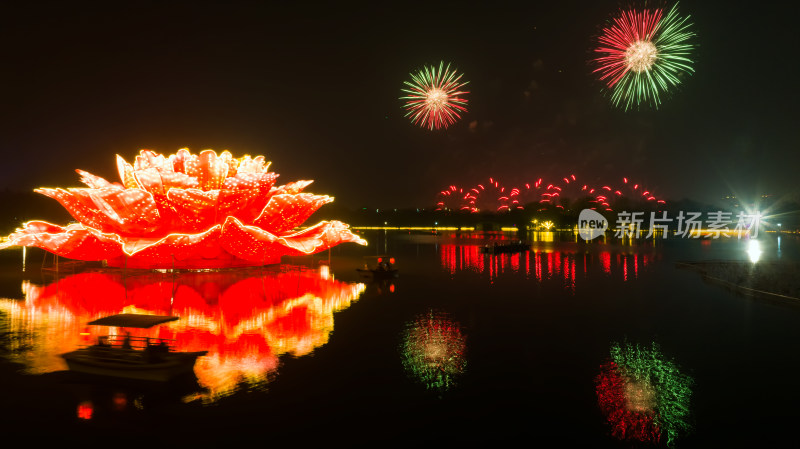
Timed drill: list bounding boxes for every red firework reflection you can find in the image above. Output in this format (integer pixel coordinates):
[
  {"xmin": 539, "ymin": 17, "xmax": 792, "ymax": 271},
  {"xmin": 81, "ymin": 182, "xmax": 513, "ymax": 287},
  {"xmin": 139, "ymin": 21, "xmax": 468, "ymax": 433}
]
[
  {"xmin": 596, "ymin": 361, "xmax": 660, "ymax": 443},
  {"xmin": 440, "ymin": 244, "xmax": 655, "ymax": 285},
  {"xmin": 1, "ymin": 267, "xmax": 365, "ymax": 402}
]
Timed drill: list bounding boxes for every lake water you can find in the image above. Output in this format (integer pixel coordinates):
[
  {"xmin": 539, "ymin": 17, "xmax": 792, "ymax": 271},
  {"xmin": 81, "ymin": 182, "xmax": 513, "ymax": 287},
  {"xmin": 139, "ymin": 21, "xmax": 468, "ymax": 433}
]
[{"xmin": 1, "ymin": 231, "xmax": 798, "ymax": 447}]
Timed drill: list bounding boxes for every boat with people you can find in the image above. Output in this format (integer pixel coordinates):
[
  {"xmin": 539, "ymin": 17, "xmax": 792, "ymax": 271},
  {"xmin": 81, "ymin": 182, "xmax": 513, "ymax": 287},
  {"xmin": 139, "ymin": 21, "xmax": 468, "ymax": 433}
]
[
  {"xmin": 61, "ymin": 313, "xmax": 207, "ymax": 382},
  {"xmin": 480, "ymin": 241, "xmax": 530, "ymax": 254},
  {"xmin": 357, "ymin": 255, "xmax": 399, "ymax": 279}
]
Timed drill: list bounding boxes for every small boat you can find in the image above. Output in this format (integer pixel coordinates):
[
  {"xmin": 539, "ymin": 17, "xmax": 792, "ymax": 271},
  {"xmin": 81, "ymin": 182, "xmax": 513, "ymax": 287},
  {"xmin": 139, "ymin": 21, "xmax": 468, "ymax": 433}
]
[
  {"xmin": 61, "ymin": 313, "xmax": 207, "ymax": 382},
  {"xmin": 480, "ymin": 241, "xmax": 530, "ymax": 254},
  {"xmin": 357, "ymin": 255, "xmax": 399, "ymax": 279}
]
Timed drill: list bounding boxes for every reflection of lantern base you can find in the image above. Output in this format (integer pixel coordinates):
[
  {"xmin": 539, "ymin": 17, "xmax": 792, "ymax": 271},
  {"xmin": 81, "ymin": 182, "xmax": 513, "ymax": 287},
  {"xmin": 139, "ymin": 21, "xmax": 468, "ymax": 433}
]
[{"xmin": 105, "ymin": 253, "xmax": 282, "ymax": 270}]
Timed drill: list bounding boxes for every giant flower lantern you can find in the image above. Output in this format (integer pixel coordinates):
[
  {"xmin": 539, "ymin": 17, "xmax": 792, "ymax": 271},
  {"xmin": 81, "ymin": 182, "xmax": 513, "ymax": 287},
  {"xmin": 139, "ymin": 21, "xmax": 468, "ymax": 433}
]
[{"xmin": 0, "ymin": 149, "xmax": 366, "ymax": 268}]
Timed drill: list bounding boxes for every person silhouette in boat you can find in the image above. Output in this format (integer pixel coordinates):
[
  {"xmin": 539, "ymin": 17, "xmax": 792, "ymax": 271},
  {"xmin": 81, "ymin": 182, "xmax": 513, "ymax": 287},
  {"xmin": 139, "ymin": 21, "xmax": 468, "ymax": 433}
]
[
  {"xmin": 122, "ymin": 331, "xmax": 132, "ymax": 349},
  {"xmin": 156, "ymin": 339, "xmax": 169, "ymax": 352}
]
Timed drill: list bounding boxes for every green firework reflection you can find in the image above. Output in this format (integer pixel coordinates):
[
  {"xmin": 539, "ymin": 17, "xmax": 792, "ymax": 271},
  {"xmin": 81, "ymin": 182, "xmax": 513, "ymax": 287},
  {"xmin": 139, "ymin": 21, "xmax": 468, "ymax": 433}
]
[
  {"xmin": 401, "ymin": 310, "xmax": 466, "ymax": 392},
  {"xmin": 596, "ymin": 341, "xmax": 694, "ymax": 446}
]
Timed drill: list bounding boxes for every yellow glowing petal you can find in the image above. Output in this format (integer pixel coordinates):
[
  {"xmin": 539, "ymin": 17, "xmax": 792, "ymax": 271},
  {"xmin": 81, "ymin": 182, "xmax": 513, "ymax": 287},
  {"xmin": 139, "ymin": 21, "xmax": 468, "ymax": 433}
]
[
  {"xmin": 272, "ymin": 180, "xmax": 313, "ymax": 195},
  {"xmin": 76, "ymin": 170, "xmax": 119, "ymax": 190},
  {"xmin": 219, "ymin": 150, "xmax": 235, "ymax": 178},
  {"xmin": 133, "ymin": 149, "xmax": 170, "ymax": 171},
  {"xmin": 116, "ymin": 155, "xmax": 141, "ymax": 189}
]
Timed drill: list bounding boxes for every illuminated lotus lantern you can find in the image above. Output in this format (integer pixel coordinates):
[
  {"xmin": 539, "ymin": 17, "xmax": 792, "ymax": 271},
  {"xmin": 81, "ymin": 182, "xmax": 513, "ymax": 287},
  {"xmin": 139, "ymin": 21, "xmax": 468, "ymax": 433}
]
[
  {"xmin": 401, "ymin": 310, "xmax": 467, "ymax": 392},
  {"xmin": 595, "ymin": 341, "xmax": 693, "ymax": 446},
  {"xmin": 0, "ymin": 268, "xmax": 366, "ymax": 402},
  {"xmin": 0, "ymin": 149, "xmax": 366, "ymax": 268}
]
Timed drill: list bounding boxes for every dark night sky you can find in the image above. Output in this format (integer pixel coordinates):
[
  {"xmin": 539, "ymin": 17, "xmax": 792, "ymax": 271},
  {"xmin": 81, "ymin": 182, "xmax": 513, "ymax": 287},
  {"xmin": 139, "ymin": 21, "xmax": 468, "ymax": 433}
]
[{"xmin": 1, "ymin": 0, "xmax": 798, "ymax": 210}]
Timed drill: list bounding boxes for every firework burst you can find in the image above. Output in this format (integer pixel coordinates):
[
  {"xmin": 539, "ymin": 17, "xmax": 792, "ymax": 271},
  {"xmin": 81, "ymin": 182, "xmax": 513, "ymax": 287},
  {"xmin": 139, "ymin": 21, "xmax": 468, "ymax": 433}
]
[
  {"xmin": 592, "ymin": 2, "xmax": 695, "ymax": 110},
  {"xmin": 400, "ymin": 61, "xmax": 469, "ymax": 130}
]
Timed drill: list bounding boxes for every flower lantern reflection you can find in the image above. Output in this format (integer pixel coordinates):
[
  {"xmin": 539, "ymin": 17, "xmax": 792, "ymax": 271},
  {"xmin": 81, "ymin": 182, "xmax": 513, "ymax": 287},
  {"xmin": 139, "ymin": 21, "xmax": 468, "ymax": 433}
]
[
  {"xmin": 0, "ymin": 268, "xmax": 366, "ymax": 403},
  {"xmin": 595, "ymin": 341, "xmax": 693, "ymax": 446},
  {"xmin": 0, "ymin": 149, "xmax": 366, "ymax": 268},
  {"xmin": 401, "ymin": 310, "xmax": 466, "ymax": 392}
]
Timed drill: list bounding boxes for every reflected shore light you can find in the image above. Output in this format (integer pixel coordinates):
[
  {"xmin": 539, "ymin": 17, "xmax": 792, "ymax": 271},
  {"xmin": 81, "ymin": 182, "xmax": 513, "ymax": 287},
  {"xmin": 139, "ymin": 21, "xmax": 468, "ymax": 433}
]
[{"xmin": 747, "ymin": 239, "xmax": 761, "ymax": 263}]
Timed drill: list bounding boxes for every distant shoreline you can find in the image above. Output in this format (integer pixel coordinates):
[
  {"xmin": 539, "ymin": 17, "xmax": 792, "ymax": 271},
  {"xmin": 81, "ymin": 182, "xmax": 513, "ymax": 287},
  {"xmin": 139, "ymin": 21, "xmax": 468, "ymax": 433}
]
[{"xmin": 677, "ymin": 260, "xmax": 800, "ymax": 304}]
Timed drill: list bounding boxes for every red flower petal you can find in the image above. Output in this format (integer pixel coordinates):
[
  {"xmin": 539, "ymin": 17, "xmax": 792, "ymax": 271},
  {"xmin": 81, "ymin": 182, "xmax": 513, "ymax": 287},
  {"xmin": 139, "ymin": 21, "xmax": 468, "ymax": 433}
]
[
  {"xmin": 218, "ymin": 217, "xmax": 281, "ymax": 263},
  {"xmin": 185, "ymin": 150, "xmax": 229, "ymax": 191},
  {"xmin": 166, "ymin": 188, "xmax": 220, "ymax": 232},
  {"xmin": 36, "ymin": 188, "xmax": 118, "ymax": 231},
  {"xmin": 254, "ymin": 193, "xmax": 334, "ymax": 234},
  {"xmin": 133, "ymin": 167, "xmax": 193, "ymax": 230},
  {"xmin": 219, "ymin": 216, "xmax": 366, "ymax": 263},
  {"xmin": 87, "ymin": 187, "xmax": 163, "ymax": 235},
  {"xmin": 221, "ymin": 172, "xmax": 279, "ymax": 223},
  {"xmin": 218, "ymin": 172, "xmax": 278, "ymax": 222},
  {"xmin": 170, "ymin": 148, "xmax": 192, "ymax": 174},
  {"xmin": 0, "ymin": 221, "xmax": 124, "ymax": 260},
  {"xmin": 104, "ymin": 225, "xmax": 226, "ymax": 268},
  {"xmin": 221, "ymin": 172, "xmax": 277, "ymax": 192}
]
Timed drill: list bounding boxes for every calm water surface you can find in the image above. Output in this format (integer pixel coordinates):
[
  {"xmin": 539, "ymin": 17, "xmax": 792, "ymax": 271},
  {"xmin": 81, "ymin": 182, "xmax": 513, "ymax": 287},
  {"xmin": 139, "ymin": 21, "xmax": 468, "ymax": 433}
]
[{"xmin": 1, "ymin": 231, "xmax": 798, "ymax": 447}]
